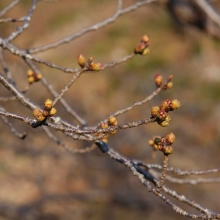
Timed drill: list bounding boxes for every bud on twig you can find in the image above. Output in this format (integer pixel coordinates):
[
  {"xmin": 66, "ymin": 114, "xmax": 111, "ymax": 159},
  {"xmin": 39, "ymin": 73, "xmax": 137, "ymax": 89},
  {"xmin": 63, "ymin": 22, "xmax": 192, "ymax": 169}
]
[
  {"xmin": 166, "ymin": 132, "xmax": 175, "ymax": 144},
  {"xmin": 90, "ymin": 62, "xmax": 102, "ymax": 71},
  {"xmin": 151, "ymin": 106, "xmax": 160, "ymax": 117},
  {"xmin": 134, "ymin": 35, "xmax": 150, "ymax": 55},
  {"xmin": 44, "ymin": 99, "xmax": 53, "ymax": 110},
  {"xmin": 170, "ymin": 99, "xmax": 181, "ymax": 110},
  {"xmin": 49, "ymin": 108, "xmax": 57, "ymax": 116},
  {"xmin": 108, "ymin": 116, "xmax": 118, "ymax": 126},
  {"xmin": 77, "ymin": 54, "xmax": 86, "ymax": 68},
  {"xmin": 27, "ymin": 69, "xmax": 42, "ymax": 84},
  {"xmin": 32, "ymin": 108, "xmax": 46, "ymax": 121},
  {"xmin": 154, "ymin": 74, "xmax": 163, "ymax": 87}
]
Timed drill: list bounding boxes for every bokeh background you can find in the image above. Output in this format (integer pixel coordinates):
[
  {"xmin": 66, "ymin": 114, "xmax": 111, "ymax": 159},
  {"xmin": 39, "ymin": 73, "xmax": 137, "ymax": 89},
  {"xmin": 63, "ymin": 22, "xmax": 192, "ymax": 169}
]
[{"xmin": 0, "ymin": 0, "xmax": 220, "ymax": 219}]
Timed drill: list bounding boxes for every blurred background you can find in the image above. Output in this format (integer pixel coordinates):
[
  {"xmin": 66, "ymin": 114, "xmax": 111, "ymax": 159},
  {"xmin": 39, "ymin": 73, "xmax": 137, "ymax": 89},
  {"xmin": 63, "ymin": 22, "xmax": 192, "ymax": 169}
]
[{"xmin": 0, "ymin": 0, "xmax": 220, "ymax": 219}]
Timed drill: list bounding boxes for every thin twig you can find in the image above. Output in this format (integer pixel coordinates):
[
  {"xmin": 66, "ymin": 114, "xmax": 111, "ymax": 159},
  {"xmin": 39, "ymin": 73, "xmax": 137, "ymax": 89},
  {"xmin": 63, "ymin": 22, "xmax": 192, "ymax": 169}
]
[
  {"xmin": 28, "ymin": 0, "xmax": 157, "ymax": 54},
  {"xmin": 0, "ymin": 0, "xmax": 20, "ymax": 18}
]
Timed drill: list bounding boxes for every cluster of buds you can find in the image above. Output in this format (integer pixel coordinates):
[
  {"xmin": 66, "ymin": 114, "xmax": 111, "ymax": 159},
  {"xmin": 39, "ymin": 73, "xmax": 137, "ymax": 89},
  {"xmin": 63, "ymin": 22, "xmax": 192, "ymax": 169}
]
[
  {"xmin": 32, "ymin": 99, "xmax": 57, "ymax": 121},
  {"xmin": 27, "ymin": 69, "xmax": 42, "ymax": 84},
  {"xmin": 77, "ymin": 55, "xmax": 102, "ymax": 71},
  {"xmin": 153, "ymin": 133, "xmax": 175, "ymax": 155},
  {"xmin": 97, "ymin": 116, "xmax": 118, "ymax": 142},
  {"xmin": 134, "ymin": 35, "xmax": 150, "ymax": 55},
  {"xmin": 151, "ymin": 99, "xmax": 181, "ymax": 127},
  {"xmin": 154, "ymin": 74, "xmax": 173, "ymax": 89},
  {"xmin": 148, "ymin": 136, "xmax": 161, "ymax": 151}
]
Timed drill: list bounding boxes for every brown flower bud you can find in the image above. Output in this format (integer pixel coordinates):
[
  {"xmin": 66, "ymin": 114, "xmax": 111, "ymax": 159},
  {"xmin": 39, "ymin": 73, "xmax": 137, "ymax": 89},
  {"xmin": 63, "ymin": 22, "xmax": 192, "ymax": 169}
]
[
  {"xmin": 42, "ymin": 110, "xmax": 49, "ymax": 117},
  {"xmin": 157, "ymin": 115, "xmax": 171, "ymax": 127},
  {"xmin": 141, "ymin": 35, "xmax": 149, "ymax": 44},
  {"xmin": 134, "ymin": 43, "xmax": 146, "ymax": 55},
  {"xmin": 49, "ymin": 107, "xmax": 57, "ymax": 116},
  {"xmin": 88, "ymin": 57, "xmax": 93, "ymax": 64},
  {"xmin": 157, "ymin": 109, "xmax": 167, "ymax": 121},
  {"xmin": 28, "ymin": 76, "xmax": 35, "ymax": 84},
  {"xmin": 170, "ymin": 99, "xmax": 181, "ymax": 110},
  {"xmin": 36, "ymin": 73, "xmax": 42, "ymax": 80},
  {"xmin": 148, "ymin": 139, "xmax": 154, "ymax": 146},
  {"xmin": 163, "ymin": 81, "xmax": 173, "ymax": 90},
  {"xmin": 77, "ymin": 54, "xmax": 86, "ymax": 68},
  {"xmin": 160, "ymin": 99, "xmax": 171, "ymax": 112},
  {"xmin": 166, "ymin": 132, "xmax": 175, "ymax": 144},
  {"xmin": 27, "ymin": 69, "xmax": 34, "ymax": 77},
  {"xmin": 32, "ymin": 108, "xmax": 45, "ymax": 121},
  {"xmin": 100, "ymin": 122, "xmax": 108, "ymax": 129},
  {"xmin": 90, "ymin": 62, "xmax": 102, "ymax": 71},
  {"xmin": 163, "ymin": 146, "xmax": 173, "ymax": 155},
  {"xmin": 151, "ymin": 106, "xmax": 160, "ymax": 117},
  {"xmin": 148, "ymin": 139, "xmax": 158, "ymax": 150},
  {"xmin": 142, "ymin": 48, "xmax": 150, "ymax": 55},
  {"xmin": 154, "ymin": 74, "xmax": 163, "ymax": 87},
  {"xmin": 108, "ymin": 116, "xmax": 117, "ymax": 126},
  {"xmin": 154, "ymin": 137, "xmax": 161, "ymax": 146},
  {"xmin": 44, "ymin": 99, "xmax": 53, "ymax": 110}
]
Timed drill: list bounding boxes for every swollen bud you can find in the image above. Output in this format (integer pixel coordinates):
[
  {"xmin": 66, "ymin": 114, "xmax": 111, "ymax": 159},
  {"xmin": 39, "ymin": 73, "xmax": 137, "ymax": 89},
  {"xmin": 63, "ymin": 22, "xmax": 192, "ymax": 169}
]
[
  {"xmin": 157, "ymin": 115, "xmax": 171, "ymax": 127},
  {"xmin": 32, "ymin": 108, "xmax": 46, "ymax": 121},
  {"xmin": 90, "ymin": 62, "xmax": 102, "ymax": 71},
  {"xmin": 142, "ymin": 48, "xmax": 150, "ymax": 55},
  {"xmin": 28, "ymin": 76, "xmax": 35, "ymax": 84},
  {"xmin": 44, "ymin": 99, "xmax": 53, "ymax": 110},
  {"xmin": 154, "ymin": 137, "xmax": 162, "ymax": 146},
  {"xmin": 160, "ymin": 99, "xmax": 171, "ymax": 112},
  {"xmin": 157, "ymin": 109, "xmax": 168, "ymax": 121},
  {"xmin": 27, "ymin": 70, "xmax": 42, "ymax": 84},
  {"xmin": 170, "ymin": 99, "xmax": 181, "ymax": 110},
  {"xmin": 166, "ymin": 82, "xmax": 173, "ymax": 89},
  {"xmin": 49, "ymin": 108, "xmax": 57, "ymax": 116},
  {"xmin": 141, "ymin": 35, "xmax": 150, "ymax": 44},
  {"xmin": 166, "ymin": 132, "xmax": 175, "ymax": 144},
  {"xmin": 100, "ymin": 122, "xmax": 109, "ymax": 129},
  {"xmin": 151, "ymin": 106, "xmax": 160, "ymax": 117},
  {"xmin": 163, "ymin": 146, "xmax": 173, "ymax": 155},
  {"xmin": 154, "ymin": 74, "xmax": 163, "ymax": 87},
  {"xmin": 134, "ymin": 43, "xmax": 146, "ymax": 55},
  {"xmin": 134, "ymin": 35, "xmax": 150, "ymax": 55},
  {"xmin": 108, "ymin": 116, "xmax": 118, "ymax": 126},
  {"xmin": 77, "ymin": 54, "xmax": 86, "ymax": 68}
]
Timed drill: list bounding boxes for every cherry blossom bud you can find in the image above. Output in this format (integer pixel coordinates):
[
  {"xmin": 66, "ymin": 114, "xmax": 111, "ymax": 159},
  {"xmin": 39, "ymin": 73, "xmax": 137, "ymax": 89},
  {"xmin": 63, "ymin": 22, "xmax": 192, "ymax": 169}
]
[
  {"xmin": 32, "ymin": 108, "xmax": 45, "ymax": 121},
  {"xmin": 141, "ymin": 35, "xmax": 149, "ymax": 44},
  {"xmin": 163, "ymin": 146, "xmax": 173, "ymax": 155},
  {"xmin": 151, "ymin": 106, "xmax": 160, "ymax": 117},
  {"xmin": 90, "ymin": 62, "xmax": 102, "ymax": 71},
  {"xmin": 27, "ymin": 69, "xmax": 34, "ymax": 77},
  {"xmin": 49, "ymin": 107, "xmax": 57, "ymax": 116},
  {"xmin": 154, "ymin": 74, "xmax": 163, "ymax": 87},
  {"xmin": 100, "ymin": 122, "xmax": 108, "ymax": 129},
  {"xmin": 134, "ymin": 43, "xmax": 146, "ymax": 55},
  {"xmin": 158, "ymin": 109, "xmax": 167, "ymax": 120},
  {"xmin": 160, "ymin": 99, "xmax": 171, "ymax": 112},
  {"xmin": 170, "ymin": 99, "xmax": 181, "ymax": 110},
  {"xmin": 44, "ymin": 99, "xmax": 53, "ymax": 110},
  {"xmin": 166, "ymin": 132, "xmax": 175, "ymax": 144},
  {"xmin": 142, "ymin": 48, "xmax": 150, "ymax": 55},
  {"xmin": 77, "ymin": 54, "xmax": 86, "ymax": 68},
  {"xmin": 157, "ymin": 115, "xmax": 171, "ymax": 127},
  {"xmin": 36, "ymin": 73, "xmax": 42, "ymax": 80},
  {"xmin": 28, "ymin": 76, "xmax": 35, "ymax": 84},
  {"xmin": 108, "ymin": 116, "xmax": 118, "ymax": 126}
]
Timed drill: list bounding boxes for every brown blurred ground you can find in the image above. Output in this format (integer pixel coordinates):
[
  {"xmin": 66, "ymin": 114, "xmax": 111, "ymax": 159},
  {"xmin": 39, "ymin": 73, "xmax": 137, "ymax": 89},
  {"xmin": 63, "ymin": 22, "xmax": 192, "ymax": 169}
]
[{"xmin": 0, "ymin": 1, "xmax": 220, "ymax": 220}]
